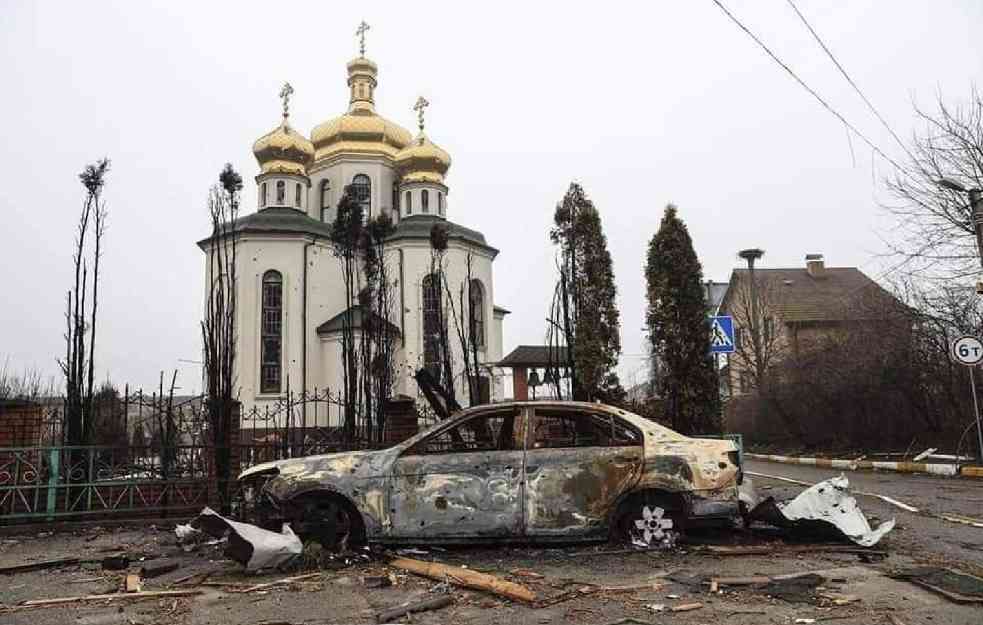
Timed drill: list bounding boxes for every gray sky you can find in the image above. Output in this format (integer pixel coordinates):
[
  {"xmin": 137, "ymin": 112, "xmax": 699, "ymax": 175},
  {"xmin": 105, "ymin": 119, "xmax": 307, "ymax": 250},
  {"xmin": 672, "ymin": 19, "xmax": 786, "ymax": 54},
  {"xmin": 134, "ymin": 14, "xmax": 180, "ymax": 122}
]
[{"xmin": 2, "ymin": 1, "xmax": 982, "ymax": 394}]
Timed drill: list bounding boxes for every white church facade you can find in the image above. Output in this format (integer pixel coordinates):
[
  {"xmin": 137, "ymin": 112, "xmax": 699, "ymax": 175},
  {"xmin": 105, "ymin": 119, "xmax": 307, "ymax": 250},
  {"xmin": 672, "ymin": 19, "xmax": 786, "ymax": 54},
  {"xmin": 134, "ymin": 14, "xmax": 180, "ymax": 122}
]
[{"xmin": 198, "ymin": 32, "xmax": 507, "ymax": 420}]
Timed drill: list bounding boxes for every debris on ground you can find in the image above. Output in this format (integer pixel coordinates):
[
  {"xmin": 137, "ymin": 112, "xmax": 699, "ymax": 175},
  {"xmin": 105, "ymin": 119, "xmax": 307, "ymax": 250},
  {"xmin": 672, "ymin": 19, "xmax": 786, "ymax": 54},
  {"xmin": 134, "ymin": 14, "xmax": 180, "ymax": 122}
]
[
  {"xmin": 389, "ymin": 556, "xmax": 537, "ymax": 603},
  {"xmin": 0, "ymin": 557, "xmax": 81, "ymax": 575},
  {"xmin": 889, "ymin": 567, "xmax": 983, "ymax": 604},
  {"xmin": 124, "ymin": 573, "xmax": 142, "ymax": 593},
  {"xmin": 670, "ymin": 602, "xmax": 702, "ymax": 612},
  {"xmin": 140, "ymin": 559, "xmax": 180, "ymax": 578},
  {"xmin": 187, "ymin": 507, "xmax": 302, "ymax": 571},
  {"xmin": 7, "ymin": 589, "xmax": 204, "ymax": 612},
  {"xmin": 101, "ymin": 555, "xmax": 130, "ymax": 571},
  {"xmin": 749, "ymin": 474, "xmax": 895, "ymax": 546},
  {"xmin": 375, "ymin": 594, "xmax": 454, "ymax": 623}
]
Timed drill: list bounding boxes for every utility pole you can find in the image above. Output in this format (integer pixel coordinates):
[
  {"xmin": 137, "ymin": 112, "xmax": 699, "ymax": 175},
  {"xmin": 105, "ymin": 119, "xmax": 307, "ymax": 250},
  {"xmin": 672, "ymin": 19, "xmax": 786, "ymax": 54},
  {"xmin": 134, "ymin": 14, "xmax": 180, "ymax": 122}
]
[{"xmin": 938, "ymin": 179, "xmax": 983, "ymax": 463}]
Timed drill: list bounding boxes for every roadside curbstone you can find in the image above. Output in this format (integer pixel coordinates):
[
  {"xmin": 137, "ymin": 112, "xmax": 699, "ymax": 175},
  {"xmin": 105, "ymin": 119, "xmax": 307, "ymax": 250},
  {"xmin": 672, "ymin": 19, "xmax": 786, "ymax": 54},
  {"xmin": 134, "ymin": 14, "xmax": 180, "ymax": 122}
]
[{"xmin": 745, "ymin": 453, "xmax": 965, "ymax": 477}]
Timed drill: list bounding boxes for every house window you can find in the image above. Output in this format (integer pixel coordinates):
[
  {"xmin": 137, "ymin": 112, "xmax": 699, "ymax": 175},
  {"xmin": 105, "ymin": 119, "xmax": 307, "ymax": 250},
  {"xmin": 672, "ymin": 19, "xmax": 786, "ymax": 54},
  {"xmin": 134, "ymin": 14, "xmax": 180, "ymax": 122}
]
[
  {"xmin": 294, "ymin": 183, "xmax": 302, "ymax": 208},
  {"xmin": 260, "ymin": 270, "xmax": 283, "ymax": 394},
  {"xmin": 422, "ymin": 189, "xmax": 430, "ymax": 214},
  {"xmin": 469, "ymin": 279, "xmax": 485, "ymax": 348},
  {"xmin": 320, "ymin": 180, "xmax": 331, "ymax": 210},
  {"xmin": 275, "ymin": 180, "xmax": 285, "ymax": 204},
  {"xmin": 351, "ymin": 174, "xmax": 371, "ymax": 216},
  {"xmin": 422, "ymin": 273, "xmax": 442, "ymax": 381},
  {"xmin": 438, "ymin": 192, "xmax": 444, "ymax": 215},
  {"xmin": 260, "ymin": 182, "xmax": 267, "ymax": 208},
  {"xmin": 405, "ymin": 191, "xmax": 412, "ymax": 215}
]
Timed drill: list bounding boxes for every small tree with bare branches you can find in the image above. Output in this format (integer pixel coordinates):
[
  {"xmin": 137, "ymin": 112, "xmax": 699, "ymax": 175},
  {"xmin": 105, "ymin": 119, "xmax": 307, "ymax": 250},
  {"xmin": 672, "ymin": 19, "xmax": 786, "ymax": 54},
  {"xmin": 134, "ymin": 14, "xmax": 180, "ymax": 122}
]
[{"xmin": 201, "ymin": 163, "xmax": 241, "ymax": 513}]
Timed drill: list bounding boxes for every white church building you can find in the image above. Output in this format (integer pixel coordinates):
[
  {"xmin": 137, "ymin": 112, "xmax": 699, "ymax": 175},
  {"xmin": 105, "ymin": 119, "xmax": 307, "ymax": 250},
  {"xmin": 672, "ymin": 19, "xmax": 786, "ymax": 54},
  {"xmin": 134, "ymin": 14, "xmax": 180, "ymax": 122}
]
[{"xmin": 198, "ymin": 32, "xmax": 507, "ymax": 419}]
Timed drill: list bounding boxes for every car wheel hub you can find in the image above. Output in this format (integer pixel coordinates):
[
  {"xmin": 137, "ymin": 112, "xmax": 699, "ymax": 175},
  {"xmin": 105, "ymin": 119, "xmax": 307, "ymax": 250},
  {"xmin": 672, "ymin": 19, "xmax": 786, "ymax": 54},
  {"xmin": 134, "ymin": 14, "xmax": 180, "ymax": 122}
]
[{"xmin": 633, "ymin": 505, "xmax": 677, "ymax": 548}]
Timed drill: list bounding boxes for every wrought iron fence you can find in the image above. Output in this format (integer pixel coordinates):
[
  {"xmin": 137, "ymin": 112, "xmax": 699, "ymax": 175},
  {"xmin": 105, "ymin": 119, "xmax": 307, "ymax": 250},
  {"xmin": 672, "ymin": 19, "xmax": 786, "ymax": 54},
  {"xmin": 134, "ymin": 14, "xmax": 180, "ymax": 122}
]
[{"xmin": 0, "ymin": 386, "xmax": 423, "ymax": 524}]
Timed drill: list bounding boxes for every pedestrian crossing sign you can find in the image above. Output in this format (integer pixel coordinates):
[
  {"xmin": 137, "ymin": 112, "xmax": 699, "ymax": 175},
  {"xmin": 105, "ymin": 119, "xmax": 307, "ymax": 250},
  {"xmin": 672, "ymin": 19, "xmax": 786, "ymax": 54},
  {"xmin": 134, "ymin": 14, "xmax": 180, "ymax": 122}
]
[{"xmin": 710, "ymin": 315, "xmax": 735, "ymax": 354}]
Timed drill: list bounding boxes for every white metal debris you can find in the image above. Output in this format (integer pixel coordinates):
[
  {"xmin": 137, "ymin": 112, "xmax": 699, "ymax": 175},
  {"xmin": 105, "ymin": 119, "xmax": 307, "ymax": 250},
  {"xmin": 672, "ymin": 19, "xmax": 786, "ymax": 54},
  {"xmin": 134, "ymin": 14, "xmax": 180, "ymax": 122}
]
[
  {"xmin": 775, "ymin": 475, "xmax": 895, "ymax": 547},
  {"xmin": 191, "ymin": 507, "xmax": 302, "ymax": 571}
]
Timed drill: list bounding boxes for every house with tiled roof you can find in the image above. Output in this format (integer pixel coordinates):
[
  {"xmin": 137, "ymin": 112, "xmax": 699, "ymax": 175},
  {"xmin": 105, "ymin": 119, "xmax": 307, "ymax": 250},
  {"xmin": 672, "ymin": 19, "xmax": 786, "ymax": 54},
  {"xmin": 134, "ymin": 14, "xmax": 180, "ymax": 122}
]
[{"xmin": 717, "ymin": 254, "xmax": 906, "ymax": 397}]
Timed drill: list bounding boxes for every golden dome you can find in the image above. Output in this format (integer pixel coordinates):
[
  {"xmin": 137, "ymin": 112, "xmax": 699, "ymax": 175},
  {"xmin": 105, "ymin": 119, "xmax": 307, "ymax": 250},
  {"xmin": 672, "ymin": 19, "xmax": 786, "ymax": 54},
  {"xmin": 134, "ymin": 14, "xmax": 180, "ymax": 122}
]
[
  {"xmin": 395, "ymin": 133, "xmax": 451, "ymax": 184},
  {"xmin": 253, "ymin": 121, "xmax": 314, "ymax": 176},
  {"xmin": 311, "ymin": 111, "xmax": 413, "ymax": 162}
]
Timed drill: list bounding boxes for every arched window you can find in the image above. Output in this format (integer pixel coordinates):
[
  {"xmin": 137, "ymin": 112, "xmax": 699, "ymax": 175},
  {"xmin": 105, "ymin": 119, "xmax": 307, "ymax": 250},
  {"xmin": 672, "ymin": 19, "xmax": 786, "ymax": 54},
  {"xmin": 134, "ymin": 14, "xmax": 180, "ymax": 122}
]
[
  {"xmin": 260, "ymin": 183, "xmax": 268, "ymax": 208},
  {"xmin": 275, "ymin": 180, "xmax": 285, "ymax": 205},
  {"xmin": 260, "ymin": 270, "xmax": 283, "ymax": 394},
  {"xmin": 405, "ymin": 191, "xmax": 412, "ymax": 215},
  {"xmin": 421, "ymin": 190, "xmax": 430, "ymax": 214},
  {"xmin": 422, "ymin": 273, "xmax": 442, "ymax": 380},
  {"xmin": 469, "ymin": 280, "xmax": 485, "ymax": 348},
  {"xmin": 294, "ymin": 183, "xmax": 302, "ymax": 208},
  {"xmin": 438, "ymin": 192, "xmax": 444, "ymax": 215},
  {"xmin": 392, "ymin": 182, "xmax": 399, "ymax": 214},
  {"xmin": 351, "ymin": 174, "xmax": 371, "ymax": 216}
]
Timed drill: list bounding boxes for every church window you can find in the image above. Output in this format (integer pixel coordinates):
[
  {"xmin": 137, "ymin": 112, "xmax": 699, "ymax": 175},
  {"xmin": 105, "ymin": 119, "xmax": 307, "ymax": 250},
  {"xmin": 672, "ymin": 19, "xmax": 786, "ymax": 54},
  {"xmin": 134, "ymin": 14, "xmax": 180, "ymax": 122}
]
[
  {"xmin": 260, "ymin": 183, "xmax": 268, "ymax": 208},
  {"xmin": 320, "ymin": 180, "xmax": 331, "ymax": 208},
  {"xmin": 438, "ymin": 192, "xmax": 444, "ymax": 215},
  {"xmin": 421, "ymin": 190, "xmax": 429, "ymax": 214},
  {"xmin": 276, "ymin": 180, "xmax": 285, "ymax": 204},
  {"xmin": 352, "ymin": 174, "xmax": 371, "ymax": 216},
  {"xmin": 405, "ymin": 191, "xmax": 412, "ymax": 215},
  {"xmin": 260, "ymin": 270, "xmax": 283, "ymax": 394},
  {"xmin": 392, "ymin": 182, "xmax": 399, "ymax": 219},
  {"xmin": 469, "ymin": 280, "xmax": 485, "ymax": 348},
  {"xmin": 422, "ymin": 273, "xmax": 442, "ymax": 382},
  {"xmin": 294, "ymin": 183, "xmax": 302, "ymax": 208}
]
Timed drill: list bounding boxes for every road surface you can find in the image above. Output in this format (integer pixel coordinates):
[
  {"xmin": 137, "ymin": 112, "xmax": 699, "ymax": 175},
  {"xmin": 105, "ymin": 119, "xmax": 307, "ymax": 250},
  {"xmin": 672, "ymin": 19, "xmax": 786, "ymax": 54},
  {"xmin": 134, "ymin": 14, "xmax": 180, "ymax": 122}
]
[{"xmin": 745, "ymin": 459, "xmax": 983, "ymax": 571}]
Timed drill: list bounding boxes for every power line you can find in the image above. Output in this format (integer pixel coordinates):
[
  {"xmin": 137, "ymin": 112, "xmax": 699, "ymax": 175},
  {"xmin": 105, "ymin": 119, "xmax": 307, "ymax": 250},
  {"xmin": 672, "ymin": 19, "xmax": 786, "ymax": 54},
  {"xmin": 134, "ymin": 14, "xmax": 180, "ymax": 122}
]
[
  {"xmin": 710, "ymin": 0, "xmax": 908, "ymax": 174},
  {"xmin": 785, "ymin": 0, "xmax": 917, "ymax": 164}
]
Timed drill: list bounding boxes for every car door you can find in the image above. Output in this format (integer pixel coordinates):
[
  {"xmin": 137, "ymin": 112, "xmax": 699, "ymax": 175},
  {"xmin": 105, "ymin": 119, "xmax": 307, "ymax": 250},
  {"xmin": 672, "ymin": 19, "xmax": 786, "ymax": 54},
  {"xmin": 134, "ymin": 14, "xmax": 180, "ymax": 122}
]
[
  {"xmin": 388, "ymin": 407, "xmax": 526, "ymax": 539},
  {"xmin": 523, "ymin": 407, "xmax": 644, "ymax": 538}
]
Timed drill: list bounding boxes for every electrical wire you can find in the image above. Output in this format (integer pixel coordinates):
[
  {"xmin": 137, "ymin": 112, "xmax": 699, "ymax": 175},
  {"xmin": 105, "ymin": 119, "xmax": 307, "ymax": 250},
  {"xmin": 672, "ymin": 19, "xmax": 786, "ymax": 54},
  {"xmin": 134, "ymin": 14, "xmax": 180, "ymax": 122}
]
[
  {"xmin": 785, "ymin": 0, "xmax": 918, "ymax": 164},
  {"xmin": 710, "ymin": 0, "xmax": 908, "ymax": 174}
]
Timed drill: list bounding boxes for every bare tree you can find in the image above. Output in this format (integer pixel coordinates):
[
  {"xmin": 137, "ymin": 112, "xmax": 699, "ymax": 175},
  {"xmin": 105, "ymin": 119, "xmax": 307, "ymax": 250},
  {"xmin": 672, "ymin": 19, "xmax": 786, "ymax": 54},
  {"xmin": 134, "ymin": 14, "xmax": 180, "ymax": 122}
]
[
  {"xmin": 885, "ymin": 89, "xmax": 983, "ymax": 281},
  {"xmin": 0, "ymin": 359, "xmax": 56, "ymax": 402},
  {"xmin": 201, "ymin": 163, "xmax": 241, "ymax": 513},
  {"xmin": 361, "ymin": 213, "xmax": 398, "ymax": 442},
  {"xmin": 427, "ymin": 223, "xmax": 456, "ymax": 405},
  {"xmin": 443, "ymin": 250, "xmax": 483, "ymax": 405},
  {"xmin": 59, "ymin": 158, "xmax": 110, "ymax": 446}
]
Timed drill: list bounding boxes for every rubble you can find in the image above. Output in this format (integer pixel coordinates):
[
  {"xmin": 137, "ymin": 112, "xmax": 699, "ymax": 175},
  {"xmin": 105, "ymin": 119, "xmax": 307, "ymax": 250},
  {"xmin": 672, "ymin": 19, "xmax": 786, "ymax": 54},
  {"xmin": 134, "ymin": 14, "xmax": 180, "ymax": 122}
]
[
  {"xmin": 389, "ymin": 556, "xmax": 537, "ymax": 603},
  {"xmin": 186, "ymin": 506, "xmax": 302, "ymax": 571},
  {"xmin": 890, "ymin": 567, "xmax": 983, "ymax": 604},
  {"xmin": 376, "ymin": 594, "xmax": 454, "ymax": 623},
  {"xmin": 749, "ymin": 474, "xmax": 895, "ymax": 546}
]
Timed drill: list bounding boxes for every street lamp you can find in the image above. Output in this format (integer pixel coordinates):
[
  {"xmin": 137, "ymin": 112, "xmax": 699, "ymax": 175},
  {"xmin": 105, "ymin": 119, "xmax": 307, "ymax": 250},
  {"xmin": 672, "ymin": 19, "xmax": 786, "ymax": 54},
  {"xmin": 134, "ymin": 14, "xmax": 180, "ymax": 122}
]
[
  {"xmin": 937, "ymin": 178, "xmax": 983, "ymax": 271},
  {"xmin": 939, "ymin": 179, "xmax": 983, "ymax": 464}
]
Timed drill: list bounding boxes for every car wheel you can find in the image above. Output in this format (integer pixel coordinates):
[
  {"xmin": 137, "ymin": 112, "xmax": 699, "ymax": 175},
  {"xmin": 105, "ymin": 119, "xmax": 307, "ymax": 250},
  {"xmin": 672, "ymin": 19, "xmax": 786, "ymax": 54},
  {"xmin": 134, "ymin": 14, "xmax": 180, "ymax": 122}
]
[
  {"xmin": 290, "ymin": 496, "xmax": 361, "ymax": 551},
  {"xmin": 616, "ymin": 494, "xmax": 684, "ymax": 549}
]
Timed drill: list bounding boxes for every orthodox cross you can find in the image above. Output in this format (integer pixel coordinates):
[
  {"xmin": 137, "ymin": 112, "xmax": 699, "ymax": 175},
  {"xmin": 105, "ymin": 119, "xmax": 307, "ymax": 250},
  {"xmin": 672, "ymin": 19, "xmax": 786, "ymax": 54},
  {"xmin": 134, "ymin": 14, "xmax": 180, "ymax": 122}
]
[
  {"xmin": 279, "ymin": 82, "xmax": 294, "ymax": 120},
  {"xmin": 356, "ymin": 20, "xmax": 370, "ymax": 56},
  {"xmin": 413, "ymin": 96, "xmax": 430, "ymax": 133}
]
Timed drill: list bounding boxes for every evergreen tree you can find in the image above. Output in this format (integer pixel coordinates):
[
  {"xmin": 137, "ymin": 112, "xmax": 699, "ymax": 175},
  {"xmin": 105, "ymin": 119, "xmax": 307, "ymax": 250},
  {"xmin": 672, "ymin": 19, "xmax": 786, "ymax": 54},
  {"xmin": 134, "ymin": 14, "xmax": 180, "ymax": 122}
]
[
  {"xmin": 646, "ymin": 204, "xmax": 720, "ymax": 434},
  {"xmin": 549, "ymin": 182, "xmax": 625, "ymax": 403}
]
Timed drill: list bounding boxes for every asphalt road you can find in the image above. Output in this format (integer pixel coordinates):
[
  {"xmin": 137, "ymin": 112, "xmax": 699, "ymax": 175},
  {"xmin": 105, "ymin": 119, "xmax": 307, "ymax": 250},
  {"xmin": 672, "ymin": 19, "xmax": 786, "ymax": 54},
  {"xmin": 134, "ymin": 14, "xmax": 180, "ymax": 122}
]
[{"xmin": 745, "ymin": 459, "xmax": 983, "ymax": 571}]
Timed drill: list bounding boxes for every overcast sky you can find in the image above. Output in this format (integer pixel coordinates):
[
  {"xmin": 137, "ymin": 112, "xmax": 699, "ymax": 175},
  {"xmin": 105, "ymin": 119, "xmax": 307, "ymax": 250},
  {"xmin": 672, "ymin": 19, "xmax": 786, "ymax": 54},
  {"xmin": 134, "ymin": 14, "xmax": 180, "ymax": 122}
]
[{"xmin": 2, "ymin": 1, "xmax": 982, "ymax": 394}]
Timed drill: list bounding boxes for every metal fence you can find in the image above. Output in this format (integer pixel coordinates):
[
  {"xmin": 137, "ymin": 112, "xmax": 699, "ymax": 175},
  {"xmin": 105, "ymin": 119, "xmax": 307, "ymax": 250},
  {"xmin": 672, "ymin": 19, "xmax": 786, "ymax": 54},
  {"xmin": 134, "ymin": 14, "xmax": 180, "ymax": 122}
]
[{"xmin": 0, "ymin": 388, "xmax": 402, "ymax": 524}]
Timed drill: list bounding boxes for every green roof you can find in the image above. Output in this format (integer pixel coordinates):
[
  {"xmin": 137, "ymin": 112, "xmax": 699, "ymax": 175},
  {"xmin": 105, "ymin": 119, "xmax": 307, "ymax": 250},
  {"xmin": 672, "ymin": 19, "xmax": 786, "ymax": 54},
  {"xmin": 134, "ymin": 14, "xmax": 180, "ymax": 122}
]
[
  {"xmin": 198, "ymin": 207, "xmax": 332, "ymax": 248},
  {"xmin": 389, "ymin": 215, "xmax": 498, "ymax": 256}
]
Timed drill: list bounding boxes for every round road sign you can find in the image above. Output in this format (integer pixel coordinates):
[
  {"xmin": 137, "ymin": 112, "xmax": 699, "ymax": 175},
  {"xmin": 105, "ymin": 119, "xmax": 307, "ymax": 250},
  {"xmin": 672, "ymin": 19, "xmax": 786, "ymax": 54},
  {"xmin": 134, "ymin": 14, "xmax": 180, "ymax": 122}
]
[{"xmin": 950, "ymin": 335, "xmax": 983, "ymax": 366}]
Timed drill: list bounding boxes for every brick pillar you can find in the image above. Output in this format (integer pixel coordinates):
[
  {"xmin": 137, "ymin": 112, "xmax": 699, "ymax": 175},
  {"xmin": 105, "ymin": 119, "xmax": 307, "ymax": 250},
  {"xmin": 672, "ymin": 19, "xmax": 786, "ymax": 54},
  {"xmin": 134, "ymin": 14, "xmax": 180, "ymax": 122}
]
[{"xmin": 513, "ymin": 367, "xmax": 529, "ymax": 400}]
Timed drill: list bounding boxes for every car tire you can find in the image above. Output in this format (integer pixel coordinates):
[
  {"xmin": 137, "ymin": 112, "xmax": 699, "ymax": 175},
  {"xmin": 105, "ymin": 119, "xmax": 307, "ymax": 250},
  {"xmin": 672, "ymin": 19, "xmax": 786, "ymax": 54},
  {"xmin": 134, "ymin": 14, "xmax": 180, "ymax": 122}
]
[
  {"xmin": 615, "ymin": 492, "xmax": 685, "ymax": 548},
  {"xmin": 289, "ymin": 495, "xmax": 364, "ymax": 551}
]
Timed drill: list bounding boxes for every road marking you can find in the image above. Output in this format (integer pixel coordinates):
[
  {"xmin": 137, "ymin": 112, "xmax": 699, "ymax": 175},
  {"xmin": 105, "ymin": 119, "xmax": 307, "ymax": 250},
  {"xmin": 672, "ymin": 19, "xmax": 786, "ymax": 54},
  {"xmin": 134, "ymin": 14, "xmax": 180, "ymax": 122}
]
[{"xmin": 746, "ymin": 471, "xmax": 921, "ymax": 512}]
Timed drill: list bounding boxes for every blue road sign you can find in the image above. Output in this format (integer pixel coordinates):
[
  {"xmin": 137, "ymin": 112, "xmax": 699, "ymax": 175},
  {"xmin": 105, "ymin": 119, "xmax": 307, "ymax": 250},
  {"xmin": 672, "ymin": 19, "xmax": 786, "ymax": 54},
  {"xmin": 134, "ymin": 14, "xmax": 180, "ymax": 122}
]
[{"xmin": 710, "ymin": 315, "xmax": 735, "ymax": 354}]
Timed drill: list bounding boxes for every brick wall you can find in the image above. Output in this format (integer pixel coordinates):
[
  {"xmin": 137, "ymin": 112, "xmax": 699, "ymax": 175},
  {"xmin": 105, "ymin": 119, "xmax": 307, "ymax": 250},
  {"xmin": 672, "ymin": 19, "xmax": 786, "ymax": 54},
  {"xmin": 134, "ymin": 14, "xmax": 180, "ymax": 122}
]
[{"xmin": 0, "ymin": 401, "xmax": 43, "ymax": 447}]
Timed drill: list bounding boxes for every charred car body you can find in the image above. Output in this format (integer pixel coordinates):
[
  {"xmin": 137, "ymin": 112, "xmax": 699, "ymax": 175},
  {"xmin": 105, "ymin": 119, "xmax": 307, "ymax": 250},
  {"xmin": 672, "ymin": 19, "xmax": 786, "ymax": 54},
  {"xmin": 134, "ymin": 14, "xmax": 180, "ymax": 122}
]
[{"xmin": 237, "ymin": 401, "xmax": 742, "ymax": 546}]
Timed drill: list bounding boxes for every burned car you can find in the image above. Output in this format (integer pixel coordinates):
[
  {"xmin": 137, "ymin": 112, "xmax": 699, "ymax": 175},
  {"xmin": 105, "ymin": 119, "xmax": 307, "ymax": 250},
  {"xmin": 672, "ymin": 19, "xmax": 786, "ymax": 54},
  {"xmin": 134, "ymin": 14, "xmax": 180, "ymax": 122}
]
[{"xmin": 237, "ymin": 401, "xmax": 742, "ymax": 547}]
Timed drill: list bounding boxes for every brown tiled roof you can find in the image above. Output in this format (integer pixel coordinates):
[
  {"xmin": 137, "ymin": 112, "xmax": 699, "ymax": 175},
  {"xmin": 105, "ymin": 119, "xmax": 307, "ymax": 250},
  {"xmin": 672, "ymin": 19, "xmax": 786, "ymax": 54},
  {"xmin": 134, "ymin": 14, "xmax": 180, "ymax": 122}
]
[
  {"xmin": 497, "ymin": 345, "xmax": 567, "ymax": 367},
  {"xmin": 720, "ymin": 267, "xmax": 901, "ymax": 323}
]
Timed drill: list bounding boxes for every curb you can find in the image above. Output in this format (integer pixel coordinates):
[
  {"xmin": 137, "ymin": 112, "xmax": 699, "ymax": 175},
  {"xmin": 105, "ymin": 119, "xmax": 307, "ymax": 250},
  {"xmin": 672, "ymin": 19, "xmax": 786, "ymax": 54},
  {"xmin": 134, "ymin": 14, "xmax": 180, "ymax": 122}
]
[{"xmin": 744, "ymin": 453, "xmax": 972, "ymax": 477}]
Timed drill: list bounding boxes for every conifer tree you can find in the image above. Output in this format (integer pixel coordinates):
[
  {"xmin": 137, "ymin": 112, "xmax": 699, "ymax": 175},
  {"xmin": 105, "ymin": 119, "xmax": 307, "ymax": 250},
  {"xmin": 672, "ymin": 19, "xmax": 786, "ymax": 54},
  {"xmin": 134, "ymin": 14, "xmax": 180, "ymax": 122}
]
[
  {"xmin": 548, "ymin": 182, "xmax": 625, "ymax": 403},
  {"xmin": 646, "ymin": 204, "xmax": 720, "ymax": 433}
]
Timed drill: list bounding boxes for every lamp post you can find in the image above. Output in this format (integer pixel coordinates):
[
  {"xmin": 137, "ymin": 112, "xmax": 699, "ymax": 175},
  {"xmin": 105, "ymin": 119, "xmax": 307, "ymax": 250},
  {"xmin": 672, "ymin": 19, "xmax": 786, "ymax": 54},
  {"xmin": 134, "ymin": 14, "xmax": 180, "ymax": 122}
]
[
  {"xmin": 938, "ymin": 178, "xmax": 983, "ymax": 464},
  {"xmin": 738, "ymin": 248, "xmax": 765, "ymax": 387},
  {"xmin": 938, "ymin": 178, "xmax": 983, "ymax": 272}
]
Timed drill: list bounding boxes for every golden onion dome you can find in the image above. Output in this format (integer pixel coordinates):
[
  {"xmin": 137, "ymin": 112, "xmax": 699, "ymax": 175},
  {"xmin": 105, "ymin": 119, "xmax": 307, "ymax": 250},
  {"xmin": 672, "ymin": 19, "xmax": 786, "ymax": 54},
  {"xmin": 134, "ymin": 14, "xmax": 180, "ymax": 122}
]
[
  {"xmin": 395, "ymin": 133, "xmax": 451, "ymax": 184},
  {"xmin": 252, "ymin": 121, "xmax": 314, "ymax": 177},
  {"xmin": 309, "ymin": 55, "xmax": 414, "ymax": 163}
]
